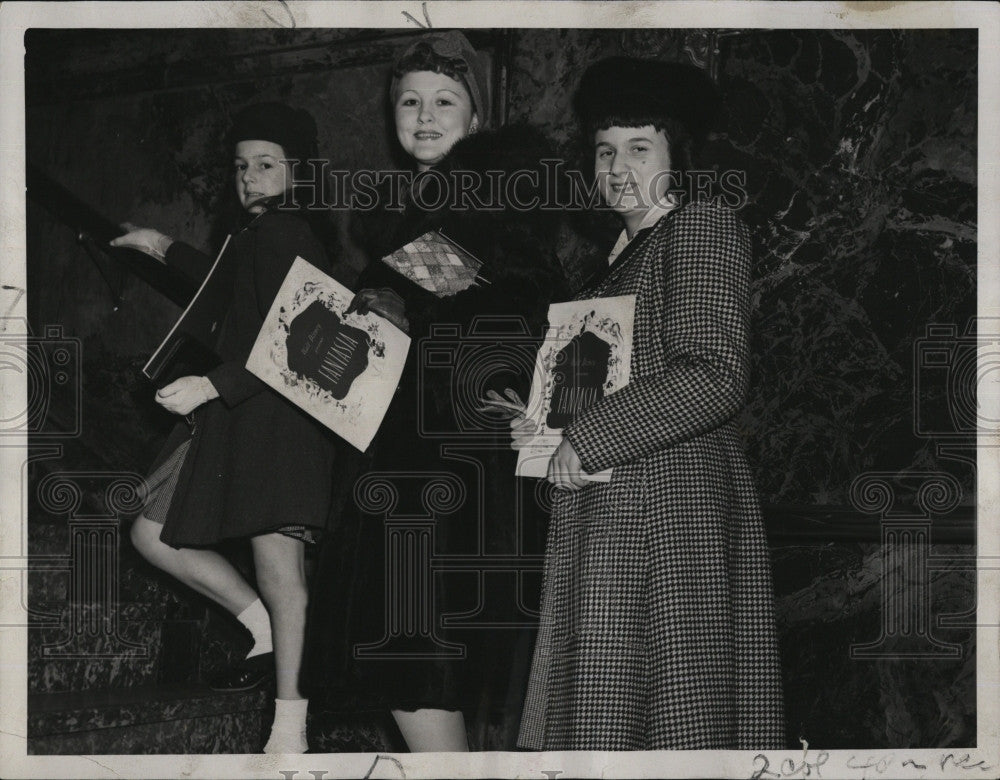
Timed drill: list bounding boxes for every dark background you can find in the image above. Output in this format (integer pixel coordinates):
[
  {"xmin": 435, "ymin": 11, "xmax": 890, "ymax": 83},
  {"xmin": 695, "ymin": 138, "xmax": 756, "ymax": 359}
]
[{"xmin": 25, "ymin": 28, "xmax": 977, "ymax": 753}]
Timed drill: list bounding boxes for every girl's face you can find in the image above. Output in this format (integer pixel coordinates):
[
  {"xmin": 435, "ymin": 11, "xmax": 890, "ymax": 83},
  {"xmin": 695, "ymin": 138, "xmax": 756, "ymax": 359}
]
[
  {"xmin": 394, "ymin": 70, "xmax": 477, "ymax": 171},
  {"xmin": 234, "ymin": 140, "xmax": 292, "ymax": 213},
  {"xmin": 594, "ymin": 125, "xmax": 673, "ymax": 223}
]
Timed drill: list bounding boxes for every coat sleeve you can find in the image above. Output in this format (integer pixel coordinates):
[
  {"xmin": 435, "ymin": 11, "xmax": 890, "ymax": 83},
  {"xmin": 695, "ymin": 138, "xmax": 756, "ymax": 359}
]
[
  {"xmin": 163, "ymin": 241, "xmax": 213, "ymax": 285},
  {"xmin": 206, "ymin": 214, "xmax": 330, "ymax": 408},
  {"xmin": 565, "ymin": 207, "xmax": 753, "ymax": 474}
]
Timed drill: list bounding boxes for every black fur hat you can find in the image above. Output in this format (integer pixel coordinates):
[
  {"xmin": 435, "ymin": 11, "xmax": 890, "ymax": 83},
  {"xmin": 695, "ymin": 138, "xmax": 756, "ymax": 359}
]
[
  {"xmin": 228, "ymin": 102, "xmax": 318, "ymax": 163},
  {"xmin": 573, "ymin": 57, "xmax": 719, "ymax": 148}
]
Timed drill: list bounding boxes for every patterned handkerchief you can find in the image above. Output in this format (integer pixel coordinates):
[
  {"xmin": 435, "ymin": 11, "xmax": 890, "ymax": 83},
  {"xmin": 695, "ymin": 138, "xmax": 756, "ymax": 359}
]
[{"xmin": 381, "ymin": 230, "xmax": 483, "ymax": 297}]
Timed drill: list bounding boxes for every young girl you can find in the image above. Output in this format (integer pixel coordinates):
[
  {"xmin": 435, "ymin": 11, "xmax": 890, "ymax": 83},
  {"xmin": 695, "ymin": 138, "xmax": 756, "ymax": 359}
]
[
  {"xmin": 515, "ymin": 57, "xmax": 785, "ymax": 750},
  {"xmin": 112, "ymin": 102, "xmax": 337, "ymax": 754}
]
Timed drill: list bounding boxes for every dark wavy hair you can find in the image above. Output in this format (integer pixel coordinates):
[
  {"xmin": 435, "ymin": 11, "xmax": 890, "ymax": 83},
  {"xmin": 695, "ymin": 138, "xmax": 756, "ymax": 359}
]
[{"xmin": 392, "ymin": 42, "xmax": 472, "ymax": 97}]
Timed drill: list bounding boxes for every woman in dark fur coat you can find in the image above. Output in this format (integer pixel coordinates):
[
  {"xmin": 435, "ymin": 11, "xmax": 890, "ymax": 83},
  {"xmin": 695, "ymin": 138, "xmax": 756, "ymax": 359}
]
[{"xmin": 303, "ymin": 31, "xmax": 565, "ymax": 751}]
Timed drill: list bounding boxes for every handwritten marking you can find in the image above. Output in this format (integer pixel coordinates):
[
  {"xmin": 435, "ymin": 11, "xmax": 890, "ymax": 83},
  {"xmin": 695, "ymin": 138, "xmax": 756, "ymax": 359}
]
[
  {"xmin": 363, "ymin": 754, "xmax": 406, "ymax": 779},
  {"xmin": 940, "ymin": 753, "xmax": 994, "ymax": 772},
  {"xmin": 262, "ymin": 0, "xmax": 295, "ymax": 29},
  {"xmin": 752, "ymin": 750, "xmax": 829, "ymax": 779},
  {"xmin": 847, "ymin": 754, "xmax": 894, "ymax": 776},
  {"xmin": 402, "ymin": 1, "xmax": 432, "ymax": 28},
  {"xmin": 1, "ymin": 285, "xmax": 25, "ymax": 325},
  {"xmin": 754, "ymin": 751, "xmax": 993, "ymax": 779}
]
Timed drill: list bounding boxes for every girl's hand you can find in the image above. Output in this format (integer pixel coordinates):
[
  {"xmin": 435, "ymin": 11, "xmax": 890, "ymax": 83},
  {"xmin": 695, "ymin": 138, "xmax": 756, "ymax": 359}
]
[
  {"xmin": 156, "ymin": 376, "xmax": 219, "ymax": 415},
  {"xmin": 547, "ymin": 436, "xmax": 588, "ymax": 491},
  {"xmin": 110, "ymin": 222, "xmax": 174, "ymax": 263},
  {"xmin": 346, "ymin": 288, "xmax": 409, "ymax": 332}
]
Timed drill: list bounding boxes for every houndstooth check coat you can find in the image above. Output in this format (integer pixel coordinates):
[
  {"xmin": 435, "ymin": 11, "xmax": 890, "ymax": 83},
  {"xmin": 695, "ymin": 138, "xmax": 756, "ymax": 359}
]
[{"xmin": 517, "ymin": 202, "xmax": 785, "ymax": 751}]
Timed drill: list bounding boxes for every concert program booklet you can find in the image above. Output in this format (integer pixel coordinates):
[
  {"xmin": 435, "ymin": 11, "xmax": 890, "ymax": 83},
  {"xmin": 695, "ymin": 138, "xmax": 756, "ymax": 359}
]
[
  {"xmin": 246, "ymin": 257, "xmax": 410, "ymax": 451},
  {"xmin": 516, "ymin": 294, "xmax": 635, "ymax": 481}
]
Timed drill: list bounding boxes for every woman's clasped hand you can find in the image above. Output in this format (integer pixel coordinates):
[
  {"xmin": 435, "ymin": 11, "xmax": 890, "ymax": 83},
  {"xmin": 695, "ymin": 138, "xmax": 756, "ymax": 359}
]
[{"xmin": 546, "ymin": 436, "xmax": 588, "ymax": 491}]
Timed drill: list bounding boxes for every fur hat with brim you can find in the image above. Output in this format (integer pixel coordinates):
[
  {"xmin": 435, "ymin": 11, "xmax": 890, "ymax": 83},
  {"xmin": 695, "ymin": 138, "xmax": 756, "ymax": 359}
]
[
  {"xmin": 573, "ymin": 57, "xmax": 719, "ymax": 147},
  {"xmin": 228, "ymin": 102, "xmax": 318, "ymax": 163}
]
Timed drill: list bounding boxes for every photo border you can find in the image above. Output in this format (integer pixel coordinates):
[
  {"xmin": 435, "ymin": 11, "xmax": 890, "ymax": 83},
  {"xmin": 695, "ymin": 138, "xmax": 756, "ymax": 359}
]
[{"xmin": 2, "ymin": 2, "xmax": 997, "ymax": 778}]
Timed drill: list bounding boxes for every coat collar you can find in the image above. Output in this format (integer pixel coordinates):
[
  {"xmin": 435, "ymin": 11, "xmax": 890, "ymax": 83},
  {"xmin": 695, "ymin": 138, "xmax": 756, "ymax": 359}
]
[
  {"xmin": 606, "ymin": 198, "xmax": 678, "ymax": 266},
  {"xmin": 577, "ymin": 206, "xmax": 679, "ymax": 296}
]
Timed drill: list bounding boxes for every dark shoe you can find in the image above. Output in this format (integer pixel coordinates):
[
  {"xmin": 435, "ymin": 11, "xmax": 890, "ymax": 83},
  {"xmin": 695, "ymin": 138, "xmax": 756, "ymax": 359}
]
[{"xmin": 208, "ymin": 652, "xmax": 274, "ymax": 692}]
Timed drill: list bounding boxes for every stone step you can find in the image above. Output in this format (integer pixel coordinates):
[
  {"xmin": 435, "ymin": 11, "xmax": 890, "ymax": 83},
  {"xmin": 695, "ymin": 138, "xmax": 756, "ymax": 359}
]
[
  {"xmin": 28, "ymin": 599, "xmax": 248, "ymax": 695},
  {"xmin": 28, "ymin": 684, "xmax": 269, "ymax": 754},
  {"xmin": 28, "ymin": 684, "xmax": 401, "ymax": 754}
]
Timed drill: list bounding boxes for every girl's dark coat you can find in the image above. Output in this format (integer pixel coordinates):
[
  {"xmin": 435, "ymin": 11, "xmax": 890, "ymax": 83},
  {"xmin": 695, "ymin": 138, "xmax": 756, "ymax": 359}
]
[{"xmin": 149, "ymin": 211, "xmax": 338, "ymax": 547}]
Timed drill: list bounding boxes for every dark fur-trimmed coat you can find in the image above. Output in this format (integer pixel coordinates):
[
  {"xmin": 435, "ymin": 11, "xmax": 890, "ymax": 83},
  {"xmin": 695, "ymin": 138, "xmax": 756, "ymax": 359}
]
[
  {"xmin": 518, "ymin": 203, "xmax": 785, "ymax": 750},
  {"xmin": 303, "ymin": 126, "xmax": 566, "ymax": 713}
]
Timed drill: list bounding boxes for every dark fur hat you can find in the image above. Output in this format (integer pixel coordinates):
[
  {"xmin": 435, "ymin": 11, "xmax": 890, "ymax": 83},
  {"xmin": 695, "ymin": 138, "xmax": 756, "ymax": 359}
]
[
  {"xmin": 228, "ymin": 102, "xmax": 318, "ymax": 163},
  {"xmin": 573, "ymin": 57, "xmax": 719, "ymax": 148}
]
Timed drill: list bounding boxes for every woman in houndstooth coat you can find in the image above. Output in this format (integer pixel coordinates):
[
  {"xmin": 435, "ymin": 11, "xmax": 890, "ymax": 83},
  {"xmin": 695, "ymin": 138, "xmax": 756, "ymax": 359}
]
[{"xmin": 514, "ymin": 58, "xmax": 785, "ymax": 751}]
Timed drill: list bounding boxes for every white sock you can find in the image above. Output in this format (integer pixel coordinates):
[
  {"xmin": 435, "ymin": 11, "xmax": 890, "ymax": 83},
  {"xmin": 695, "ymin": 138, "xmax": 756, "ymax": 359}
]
[
  {"xmin": 235, "ymin": 598, "xmax": 272, "ymax": 658},
  {"xmin": 264, "ymin": 698, "xmax": 309, "ymax": 754}
]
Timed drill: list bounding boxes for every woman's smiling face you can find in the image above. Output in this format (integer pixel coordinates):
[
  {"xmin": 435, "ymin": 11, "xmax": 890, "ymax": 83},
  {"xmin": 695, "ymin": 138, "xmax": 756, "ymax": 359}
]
[
  {"xmin": 394, "ymin": 70, "xmax": 476, "ymax": 170},
  {"xmin": 594, "ymin": 125, "xmax": 673, "ymax": 226},
  {"xmin": 234, "ymin": 140, "xmax": 291, "ymax": 213}
]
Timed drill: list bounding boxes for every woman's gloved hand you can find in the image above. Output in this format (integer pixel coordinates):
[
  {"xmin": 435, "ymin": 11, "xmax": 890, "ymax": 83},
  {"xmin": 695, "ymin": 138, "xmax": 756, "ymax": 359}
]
[
  {"xmin": 155, "ymin": 376, "xmax": 219, "ymax": 416},
  {"xmin": 477, "ymin": 388, "xmax": 540, "ymax": 450},
  {"xmin": 346, "ymin": 287, "xmax": 409, "ymax": 332},
  {"xmin": 110, "ymin": 222, "xmax": 174, "ymax": 263},
  {"xmin": 476, "ymin": 388, "xmax": 526, "ymax": 418}
]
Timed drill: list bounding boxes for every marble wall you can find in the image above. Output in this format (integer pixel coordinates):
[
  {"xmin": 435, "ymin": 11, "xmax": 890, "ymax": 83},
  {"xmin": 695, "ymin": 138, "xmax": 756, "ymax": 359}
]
[{"xmin": 719, "ymin": 30, "xmax": 976, "ymax": 507}]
